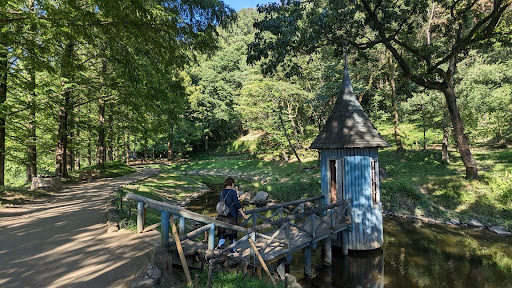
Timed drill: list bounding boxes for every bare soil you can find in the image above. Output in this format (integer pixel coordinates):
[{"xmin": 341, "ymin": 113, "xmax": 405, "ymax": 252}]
[{"xmin": 0, "ymin": 168, "xmax": 160, "ymax": 288}]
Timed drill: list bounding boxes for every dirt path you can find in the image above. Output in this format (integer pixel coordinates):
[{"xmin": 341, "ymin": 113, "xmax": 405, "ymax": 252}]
[{"xmin": 0, "ymin": 168, "xmax": 160, "ymax": 288}]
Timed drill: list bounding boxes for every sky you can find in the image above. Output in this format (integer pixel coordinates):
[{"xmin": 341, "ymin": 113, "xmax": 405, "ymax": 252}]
[{"xmin": 223, "ymin": 0, "xmax": 278, "ymax": 11}]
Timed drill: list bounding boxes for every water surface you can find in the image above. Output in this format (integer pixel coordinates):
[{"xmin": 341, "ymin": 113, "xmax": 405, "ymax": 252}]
[{"xmin": 186, "ymin": 185, "xmax": 512, "ymax": 287}]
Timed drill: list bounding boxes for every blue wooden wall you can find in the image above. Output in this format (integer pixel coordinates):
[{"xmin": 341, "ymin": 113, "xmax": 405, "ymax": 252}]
[{"xmin": 320, "ymin": 148, "xmax": 383, "ymax": 250}]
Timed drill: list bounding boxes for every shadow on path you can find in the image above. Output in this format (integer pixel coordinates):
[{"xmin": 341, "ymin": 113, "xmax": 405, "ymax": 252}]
[{"xmin": 0, "ymin": 168, "xmax": 160, "ymax": 288}]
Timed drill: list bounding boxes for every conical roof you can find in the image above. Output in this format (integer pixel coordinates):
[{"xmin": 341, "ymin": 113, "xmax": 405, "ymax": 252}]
[{"xmin": 310, "ymin": 59, "xmax": 390, "ymax": 149}]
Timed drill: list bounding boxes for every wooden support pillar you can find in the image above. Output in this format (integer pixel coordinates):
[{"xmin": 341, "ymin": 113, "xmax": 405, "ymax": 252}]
[
  {"xmin": 208, "ymin": 223, "xmax": 215, "ymax": 251},
  {"xmin": 304, "ymin": 245, "xmax": 312, "ymax": 279},
  {"xmin": 137, "ymin": 201, "xmax": 144, "ymax": 233},
  {"xmin": 250, "ymin": 232, "xmax": 256, "ymax": 265},
  {"xmin": 277, "ymin": 258, "xmax": 286, "ymax": 280},
  {"xmin": 161, "ymin": 211, "xmax": 170, "ymax": 246},
  {"xmin": 179, "ymin": 217, "xmax": 185, "ymax": 236},
  {"xmin": 324, "ymin": 238, "xmax": 332, "ymax": 265},
  {"xmin": 342, "ymin": 230, "xmax": 349, "ymax": 255}
]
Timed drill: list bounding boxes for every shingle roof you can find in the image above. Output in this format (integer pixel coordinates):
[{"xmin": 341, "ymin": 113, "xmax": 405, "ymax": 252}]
[{"xmin": 310, "ymin": 61, "xmax": 390, "ymax": 149}]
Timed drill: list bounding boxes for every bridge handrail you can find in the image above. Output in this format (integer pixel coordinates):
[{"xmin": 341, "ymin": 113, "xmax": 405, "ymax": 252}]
[
  {"xmin": 244, "ymin": 195, "xmax": 324, "ymax": 215},
  {"xmin": 249, "ymin": 199, "xmax": 351, "ymax": 232},
  {"xmin": 126, "ymin": 193, "xmax": 248, "ymax": 233}
]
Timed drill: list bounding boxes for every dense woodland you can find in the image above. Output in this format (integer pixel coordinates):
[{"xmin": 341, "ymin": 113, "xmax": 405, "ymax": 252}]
[{"xmin": 1, "ymin": 1, "xmax": 511, "ymax": 186}]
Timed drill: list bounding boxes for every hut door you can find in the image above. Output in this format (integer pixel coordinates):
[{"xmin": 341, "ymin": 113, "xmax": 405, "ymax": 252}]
[{"xmin": 329, "ymin": 159, "xmax": 344, "ymax": 203}]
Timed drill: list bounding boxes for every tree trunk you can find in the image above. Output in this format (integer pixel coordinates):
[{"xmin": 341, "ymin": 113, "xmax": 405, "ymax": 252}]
[
  {"xmin": 56, "ymin": 43, "xmax": 73, "ymax": 178},
  {"xmin": 0, "ymin": 47, "xmax": 7, "ymax": 186},
  {"xmin": 125, "ymin": 131, "xmax": 130, "ymax": 165},
  {"xmin": 26, "ymin": 64, "xmax": 37, "ymax": 182},
  {"xmin": 144, "ymin": 140, "xmax": 148, "ymax": 161},
  {"xmin": 107, "ymin": 102, "xmax": 113, "ymax": 161},
  {"xmin": 96, "ymin": 97, "xmax": 106, "ymax": 169},
  {"xmin": 387, "ymin": 52, "xmax": 404, "ymax": 152},
  {"xmin": 87, "ymin": 137, "xmax": 92, "ymax": 166},
  {"xmin": 441, "ymin": 84, "xmax": 477, "ymax": 178},
  {"xmin": 167, "ymin": 125, "xmax": 174, "ymax": 161},
  {"xmin": 278, "ymin": 112, "xmax": 301, "ymax": 171},
  {"xmin": 442, "ymin": 122, "xmax": 450, "ymax": 164}
]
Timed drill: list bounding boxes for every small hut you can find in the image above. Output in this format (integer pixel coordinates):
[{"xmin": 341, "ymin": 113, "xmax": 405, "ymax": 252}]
[{"xmin": 310, "ymin": 56, "xmax": 389, "ymax": 251}]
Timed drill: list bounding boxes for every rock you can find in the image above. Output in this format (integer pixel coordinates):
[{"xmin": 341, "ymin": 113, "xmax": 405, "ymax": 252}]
[
  {"xmin": 413, "ymin": 219, "xmax": 422, "ymax": 227},
  {"xmin": 284, "ymin": 273, "xmax": 302, "ymax": 288},
  {"xmin": 467, "ymin": 219, "xmax": 484, "ymax": 227},
  {"xmin": 31, "ymin": 176, "xmax": 62, "ymax": 191},
  {"xmin": 151, "ymin": 246, "xmax": 172, "ymax": 272},
  {"xmin": 379, "ymin": 167, "xmax": 387, "ymax": 181},
  {"xmin": 239, "ymin": 192, "xmax": 251, "ymax": 203},
  {"xmin": 107, "ymin": 225, "xmax": 119, "ymax": 233},
  {"xmin": 489, "ymin": 226, "xmax": 511, "ymax": 236},
  {"xmin": 450, "ymin": 219, "xmax": 461, "ymax": 225},
  {"xmin": 130, "ymin": 263, "xmax": 161, "ymax": 288},
  {"xmin": 251, "ymin": 191, "xmax": 269, "ymax": 204}
]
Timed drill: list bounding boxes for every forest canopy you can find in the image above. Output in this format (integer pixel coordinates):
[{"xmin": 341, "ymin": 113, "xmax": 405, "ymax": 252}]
[{"xmin": 0, "ymin": 1, "xmax": 511, "ymax": 186}]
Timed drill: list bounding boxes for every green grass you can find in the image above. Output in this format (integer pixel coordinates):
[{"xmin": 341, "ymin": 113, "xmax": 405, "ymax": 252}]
[
  {"xmin": 168, "ymin": 270, "xmax": 284, "ymax": 288},
  {"xmin": 378, "ymin": 147, "xmax": 512, "ymax": 229},
  {"xmin": 68, "ymin": 160, "xmax": 136, "ymax": 182}
]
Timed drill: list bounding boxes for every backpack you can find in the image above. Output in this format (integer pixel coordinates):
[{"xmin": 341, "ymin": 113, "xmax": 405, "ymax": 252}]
[{"xmin": 216, "ymin": 190, "xmax": 234, "ymax": 216}]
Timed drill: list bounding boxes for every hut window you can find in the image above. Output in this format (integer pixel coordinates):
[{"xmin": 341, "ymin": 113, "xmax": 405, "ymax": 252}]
[{"xmin": 371, "ymin": 158, "xmax": 378, "ymax": 204}]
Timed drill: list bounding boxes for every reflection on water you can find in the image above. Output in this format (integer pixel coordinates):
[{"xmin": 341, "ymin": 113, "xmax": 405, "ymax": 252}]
[
  {"xmin": 186, "ymin": 186, "xmax": 512, "ymax": 288},
  {"xmin": 295, "ymin": 218, "xmax": 512, "ymax": 288}
]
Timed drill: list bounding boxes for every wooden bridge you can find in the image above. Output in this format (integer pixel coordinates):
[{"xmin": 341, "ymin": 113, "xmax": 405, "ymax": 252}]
[{"xmin": 126, "ymin": 193, "xmax": 352, "ymax": 286}]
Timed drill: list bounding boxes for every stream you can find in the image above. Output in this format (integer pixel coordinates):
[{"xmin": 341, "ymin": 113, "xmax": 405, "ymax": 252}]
[{"xmin": 186, "ymin": 184, "xmax": 512, "ymax": 288}]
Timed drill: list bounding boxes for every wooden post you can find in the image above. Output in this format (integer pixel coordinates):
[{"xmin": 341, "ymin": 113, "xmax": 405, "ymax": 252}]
[
  {"xmin": 179, "ymin": 216, "xmax": 185, "ymax": 236},
  {"xmin": 137, "ymin": 201, "xmax": 144, "ymax": 233},
  {"xmin": 324, "ymin": 238, "xmax": 332, "ymax": 265},
  {"xmin": 277, "ymin": 258, "xmax": 286, "ymax": 280},
  {"xmin": 304, "ymin": 245, "xmax": 312, "ymax": 279},
  {"xmin": 170, "ymin": 215, "xmax": 192, "ymax": 285},
  {"xmin": 207, "ymin": 260, "xmax": 214, "ymax": 288},
  {"xmin": 250, "ymin": 231, "xmax": 256, "ymax": 265},
  {"xmin": 248, "ymin": 237, "xmax": 276, "ymax": 286},
  {"xmin": 342, "ymin": 230, "xmax": 349, "ymax": 255},
  {"xmin": 208, "ymin": 223, "xmax": 215, "ymax": 251},
  {"xmin": 161, "ymin": 211, "xmax": 170, "ymax": 246}
]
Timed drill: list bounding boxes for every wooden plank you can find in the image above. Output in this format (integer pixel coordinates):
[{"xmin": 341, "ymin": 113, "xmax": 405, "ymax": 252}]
[
  {"xmin": 127, "ymin": 193, "xmax": 248, "ymax": 233},
  {"xmin": 142, "ymin": 222, "xmax": 161, "ymax": 233},
  {"xmin": 168, "ymin": 224, "xmax": 213, "ymax": 249},
  {"xmin": 170, "ymin": 215, "xmax": 192, "ymax": 285},
  {"xmin": 248, "ymin": 237, "xmax": 276, "ymax": 286}
]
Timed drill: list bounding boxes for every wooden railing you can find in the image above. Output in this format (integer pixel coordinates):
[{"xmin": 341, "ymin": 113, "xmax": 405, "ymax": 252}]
[{"xmin": 125, "ymin": 193, "xmax": 352, "ymax": 284}]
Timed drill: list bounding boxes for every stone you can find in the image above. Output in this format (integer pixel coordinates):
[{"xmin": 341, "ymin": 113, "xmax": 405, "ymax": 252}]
[
  {"xmin": 239, "ymin": 192, "xmax": 251, "ymax": 203},
  {"xmin": 31, "ymin": 176, "xmax": 62, "ymax": 191},
  {"xmin": 151, "ymin": 246, "xmax": 172, "ymax": 272},
  {"xmin": 107, "ymin": 225, "xmax": 119, "ymax": 233},
  {"xmin": 130, "ymin": 263, "xmax": 161, "ymax": 288},
  {"xmin": 450, "ymin": 219, "xmax": 461, "ymax": 225},
  {"xmin": 379, "ymin": 167, "xmax": 387, "ymax": 181},
  {"xmin": 467, "ymin": 219, "xmax": 484, "ymax": 227},
  {"xmin": 489, "ymin": 226, "xmax": 511, "ymax": 236},
  {"xmin": 251, "ymin": 191, "xmax": 269, "ymax": 204},
  {"xmin": 284, "ymin": 273, "xmax": 302, "ymax": 288}
]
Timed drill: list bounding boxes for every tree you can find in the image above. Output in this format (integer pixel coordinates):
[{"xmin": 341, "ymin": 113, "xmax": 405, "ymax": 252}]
[{"xmin": 249, "ymin": 0, "xmax": 512, "ymax": 179}]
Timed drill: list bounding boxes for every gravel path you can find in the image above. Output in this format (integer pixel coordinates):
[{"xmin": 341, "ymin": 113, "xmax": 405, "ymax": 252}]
[{"xmin": 0, "ymin": 168, "xmax": 160, "ymax": 288}]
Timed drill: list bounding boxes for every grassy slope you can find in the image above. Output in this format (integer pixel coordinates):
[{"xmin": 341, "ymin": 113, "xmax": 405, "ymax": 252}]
[{"xmin": 119, "ymin": 141, "xmax": 512, "ymax": 230}]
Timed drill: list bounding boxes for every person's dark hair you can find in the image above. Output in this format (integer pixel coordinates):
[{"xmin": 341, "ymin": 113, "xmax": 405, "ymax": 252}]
[{"xmin": 224, "ymin": 177, "xmax": 235, "ymax": 188}]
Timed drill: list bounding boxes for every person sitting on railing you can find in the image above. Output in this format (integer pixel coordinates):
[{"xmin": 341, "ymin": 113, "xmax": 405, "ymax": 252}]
[{"xmin": 216, "ymin": 177, "xmax": 248, "ymax": 254}]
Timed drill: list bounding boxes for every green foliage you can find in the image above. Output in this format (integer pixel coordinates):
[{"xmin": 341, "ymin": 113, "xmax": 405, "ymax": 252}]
[{"xmin": 184, "ymin": 270, "xmax": 284, "ymax": 288}]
